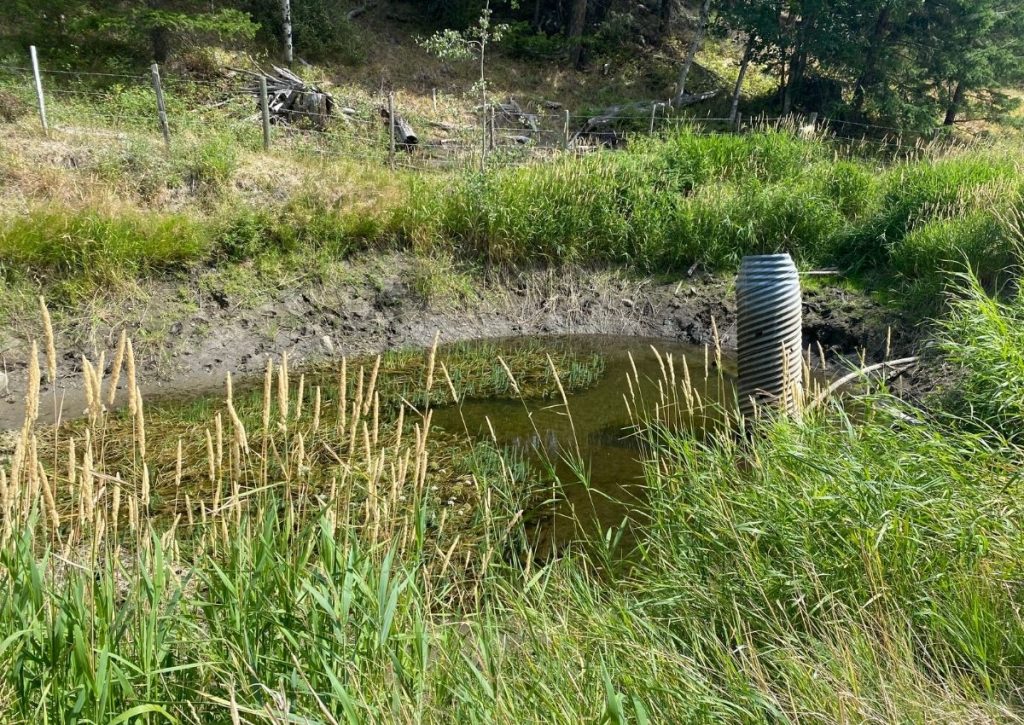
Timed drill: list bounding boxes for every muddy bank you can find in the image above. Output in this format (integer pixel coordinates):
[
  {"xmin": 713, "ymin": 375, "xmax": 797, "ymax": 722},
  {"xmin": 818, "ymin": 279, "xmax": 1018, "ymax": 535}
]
[{"xmin": 0, "ymin": 252, "xmax": 909, "ymax": 429}]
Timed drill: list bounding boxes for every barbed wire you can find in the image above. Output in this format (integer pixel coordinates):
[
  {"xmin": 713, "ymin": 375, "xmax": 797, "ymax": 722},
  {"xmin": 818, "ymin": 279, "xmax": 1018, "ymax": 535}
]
[{"xmin": 1, "ymin": 54, "xmax": 974, "ymax": 174}]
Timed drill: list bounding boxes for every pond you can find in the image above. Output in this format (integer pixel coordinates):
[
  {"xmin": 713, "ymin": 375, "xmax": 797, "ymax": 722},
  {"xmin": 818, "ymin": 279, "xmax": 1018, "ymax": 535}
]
[{"xmin": 431, "ymin": 335, "xmax": 739, "ymax": 553}]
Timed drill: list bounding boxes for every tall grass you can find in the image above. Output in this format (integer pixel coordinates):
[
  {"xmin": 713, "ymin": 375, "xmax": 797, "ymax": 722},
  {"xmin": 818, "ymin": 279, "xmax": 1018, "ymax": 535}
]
[
  {"xmin": 392, "ymin": 131, "xmax": 1024, "ymax": 307},
  {"xmin": 3, "ymin": 289, "xmax": 1024, "ymax": 720},
  {"xmin": 3, "ymin": 127, "xmax": 1023, "ymax": 312},
  {"xmin": 938, "ymin": 269, "xmax": 1024, "ymax": 440},
  {"xmin": 0, "ymin": 208, "xmax": 205, "ymax": 300}
]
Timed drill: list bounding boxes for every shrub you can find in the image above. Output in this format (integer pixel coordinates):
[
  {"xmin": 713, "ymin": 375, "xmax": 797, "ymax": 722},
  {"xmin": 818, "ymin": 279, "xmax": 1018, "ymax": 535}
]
[{"xmin": 0, "ymin": 89, "xmax": 28, "ymax": 123}]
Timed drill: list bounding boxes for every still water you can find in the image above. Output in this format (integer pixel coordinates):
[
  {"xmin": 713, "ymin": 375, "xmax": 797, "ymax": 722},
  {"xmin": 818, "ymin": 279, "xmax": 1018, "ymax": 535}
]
[{"xmin": 431, "ymin": 335, "xmax": 739, "ymax": 552}]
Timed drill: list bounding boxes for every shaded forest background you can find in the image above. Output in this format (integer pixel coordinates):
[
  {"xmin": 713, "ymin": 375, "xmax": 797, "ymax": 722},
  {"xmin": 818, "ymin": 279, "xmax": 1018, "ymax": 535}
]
[{"xmin": 4, "ymin": 0, "xmax": 1024, "ymax": 130}]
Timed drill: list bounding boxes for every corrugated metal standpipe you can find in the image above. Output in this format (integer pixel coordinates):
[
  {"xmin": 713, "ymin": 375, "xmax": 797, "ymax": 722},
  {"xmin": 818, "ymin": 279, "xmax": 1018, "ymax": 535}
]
[{"xmin": 736, "ymin": 253, "xmax": 803, "ymax": 420}]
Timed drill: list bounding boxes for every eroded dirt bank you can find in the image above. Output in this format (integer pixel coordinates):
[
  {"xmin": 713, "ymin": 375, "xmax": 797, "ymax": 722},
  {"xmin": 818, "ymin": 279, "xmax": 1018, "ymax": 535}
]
[{"xmin": 0, "ymin": 253, "xmax": 910, "ymax": 429}]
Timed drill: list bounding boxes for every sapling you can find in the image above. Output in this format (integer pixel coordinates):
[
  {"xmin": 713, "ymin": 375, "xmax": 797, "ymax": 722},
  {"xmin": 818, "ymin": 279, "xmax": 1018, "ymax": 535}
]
[{"xmin": 419, "ymin": 1, "xmax": 514, "ymax": 169}]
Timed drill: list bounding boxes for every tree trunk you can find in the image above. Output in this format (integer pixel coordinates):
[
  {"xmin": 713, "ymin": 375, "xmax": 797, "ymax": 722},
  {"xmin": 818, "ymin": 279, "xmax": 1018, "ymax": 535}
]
[
  {"xmin": 568, "ymin": 0, "xmax": 588, "ymax": 68},
  {"xmin": 730, "ymin": 40, "xmax": 753, "ymax": 124},
  {"xmin": 281, "ymin": 0, "xmax": 293, "ymax": 66},
  {"xmin": 658, "ymin": 0, "xmax": 673, "ymax": 42},
  {"xmin": 147, "ymin": 0, "xmax": 169, "ymax": 63},
  {"xmin": 782, "ymin": 14, "xmax": 809, "ymax": 116},
  {"xmin": 673, "ymin": 0, "xmax": 712, "ymax": 104},
  {"xmin": 944, "ymin": 80, "xmax": 964, "ymax": 125},
  {"xmin": 533, "ymin": 0, "xmax": 543, "ymax": 30},
  {"xmin": 852, "ymin": 4, "xmax": 892, "ymax": 116},
  {"xmin": 149, "ymin": 25, "xmax": 169, "ymax": 63}
]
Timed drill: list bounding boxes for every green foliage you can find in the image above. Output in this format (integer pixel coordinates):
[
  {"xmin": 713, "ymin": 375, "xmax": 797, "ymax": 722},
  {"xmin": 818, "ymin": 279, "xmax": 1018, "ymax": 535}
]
[
  {"xmin": 243, "ymin": 0, "xmax": 362, "ymax": 64},
  {"xmin": 835, "ymin": 154, "xmax": 1019, "ymax": 271},
  {"xmin": 502, "ymin": 21, "xmax": 567, "ymax": 60},
  {"xmin": 716, "ymin": 0, "xmax": 1024, "ymax": 127},
  {"xmin": 5, "ymin": 304, "xmax": 1024, "ymax": 719},
  {"xmin": 4, "ymin": 1, "xmax": 257, "ymax": 64},
  {"xmin": 0, "ymin": 207, "xmax": 205, "ymax": 298},
  {"xmin": 939, "ymin": 272, "xmax": 1024, "ymax": 439},
  {"xmin": 419, "ymin": 1, "xmax": 510, "ymax": 100},
  {"xmin": 214, "ymin": 192, "xmax": 382, "ymax": 262},
  {"xmin": 394, "ymin": 130, "xmax": 843, "ymax": 269},
  {"xmin": 177, "ymin": 134, "xmax": 240, "ymax": 193}
]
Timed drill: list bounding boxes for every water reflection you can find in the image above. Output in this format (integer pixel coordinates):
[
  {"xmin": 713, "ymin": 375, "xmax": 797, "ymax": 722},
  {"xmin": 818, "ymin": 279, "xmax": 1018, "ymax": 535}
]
[{"xmin": 431, "ymin": 335, "xmax": 739, "ymax": 553}]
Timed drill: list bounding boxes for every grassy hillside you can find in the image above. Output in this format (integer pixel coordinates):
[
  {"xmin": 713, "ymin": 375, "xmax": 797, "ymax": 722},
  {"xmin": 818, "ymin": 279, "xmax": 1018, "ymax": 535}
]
[{"xmin": 2, "ymin": 120, "xmax": 1021, "ymax": 321}]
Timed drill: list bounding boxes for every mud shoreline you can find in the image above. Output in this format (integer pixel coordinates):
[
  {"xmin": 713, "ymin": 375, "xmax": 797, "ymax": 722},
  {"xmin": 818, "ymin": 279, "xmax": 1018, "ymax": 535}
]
[{"xmin": 0, "ymin": 253, "xmax": 911, "ymax": 429}]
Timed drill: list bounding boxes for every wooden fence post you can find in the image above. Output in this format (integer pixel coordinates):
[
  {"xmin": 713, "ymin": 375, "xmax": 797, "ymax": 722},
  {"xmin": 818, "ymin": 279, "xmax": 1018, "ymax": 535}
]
[
  {"xmin": 29, "ymin": 46, "xmax": 48, "ymax": 135},
  {"xmin": 388, "ymin": 92, "xmax": 396, "ymax": 169},
  {"xmin": 259, "ymin": 75, "xmax": 272, "ymax": 151},
  {"xmin": 150, "ymin": 63, "xmax": 171, "ymax": 150}
]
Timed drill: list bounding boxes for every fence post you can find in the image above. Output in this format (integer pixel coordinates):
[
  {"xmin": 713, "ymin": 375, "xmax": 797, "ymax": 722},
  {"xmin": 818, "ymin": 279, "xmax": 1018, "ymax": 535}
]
[
  {"xmin": 563, "ymin": 109, "xmax": 570, "ymax": 150},
  {"xmin": 29, "ymin": 46, "xmax": 48, "ymax": 135},
  {"xmin": 649, "ymin": 102, "xmax": 659, "ymax": 134},
  {"xmin": 735, "ymin": 112, "xmax": 743, "ymax": 133},
  {"xmin": 150, "ymin": 63, "xmax": 171, "ymax": 150},
  {"xmin": 259, "ymin": 75, "xmax": 272, "ymax": 151},
  {"xmin": 432, "ymin": 88, "xmax": 437, "ymax": 113},
  {"xmin": 489, "ymin": 105, "xmax": 497, "ymax": 151},
  {"xmin": 388, "ymin": 92, "xmax": 396, "ymax": 169}
]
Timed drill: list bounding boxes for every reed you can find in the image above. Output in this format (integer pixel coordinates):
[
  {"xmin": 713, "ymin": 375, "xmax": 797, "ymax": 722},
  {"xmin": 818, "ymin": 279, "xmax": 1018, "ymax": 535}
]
[{"xmin": 3, "ymin": 274, "xmax": 1024, "ymax": 723}]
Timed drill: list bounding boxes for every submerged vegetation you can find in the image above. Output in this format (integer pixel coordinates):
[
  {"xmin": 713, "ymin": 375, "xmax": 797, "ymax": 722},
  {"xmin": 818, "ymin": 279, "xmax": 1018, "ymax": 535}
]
[{"xmin": 3, "ymin": 280, "xmax": 1024, "ymax": 721}]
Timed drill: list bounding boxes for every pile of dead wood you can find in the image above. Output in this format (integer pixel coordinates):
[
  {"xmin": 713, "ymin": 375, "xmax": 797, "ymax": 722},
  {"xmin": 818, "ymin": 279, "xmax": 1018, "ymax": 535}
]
[
  {"xmin": 249, "ymin": 66, "xmax": 334, "ymax": 129},
  {"xmin": 493, "ymin": 99, "xmax": 539, "ymax": 133}
]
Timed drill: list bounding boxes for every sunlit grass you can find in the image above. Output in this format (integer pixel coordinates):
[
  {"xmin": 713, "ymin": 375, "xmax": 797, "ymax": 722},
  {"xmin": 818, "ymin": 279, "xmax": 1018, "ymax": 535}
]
[{"xmin": 4, "ymin": 285, "xmax": 1024, "ymax": 720}]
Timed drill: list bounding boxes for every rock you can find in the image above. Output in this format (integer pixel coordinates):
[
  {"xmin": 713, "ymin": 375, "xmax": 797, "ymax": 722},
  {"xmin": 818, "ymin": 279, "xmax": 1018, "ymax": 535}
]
[
  {"xmin": 0, "ymin": 371, "xmax": 7, "ymax": 395},
  {"xmin": 321, "ymin": 335, "xmax": 335, "ymax": 355}
]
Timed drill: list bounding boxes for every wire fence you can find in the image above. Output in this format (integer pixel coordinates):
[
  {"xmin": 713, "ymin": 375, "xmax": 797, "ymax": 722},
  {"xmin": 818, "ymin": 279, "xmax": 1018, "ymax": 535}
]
[{"xmin": 0, "ymin": 48, "xmax": 959, "ymax": 177}]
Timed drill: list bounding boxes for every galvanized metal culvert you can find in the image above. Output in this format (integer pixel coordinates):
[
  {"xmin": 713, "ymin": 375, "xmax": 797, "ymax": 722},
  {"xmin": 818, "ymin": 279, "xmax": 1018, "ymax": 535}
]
[{"xmin": 736, "ymin": 253, "xmax": 803, "ymax": 419}]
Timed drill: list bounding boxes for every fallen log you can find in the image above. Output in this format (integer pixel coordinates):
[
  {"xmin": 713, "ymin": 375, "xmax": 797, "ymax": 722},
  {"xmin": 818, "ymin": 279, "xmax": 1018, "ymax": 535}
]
[
  {"xmin": 379, "ymin": 106, "xmax": 418, "ymax": 150},
  {"xmin": 494, "ymin": 99, "xmax": 539, "ymax": 132}
]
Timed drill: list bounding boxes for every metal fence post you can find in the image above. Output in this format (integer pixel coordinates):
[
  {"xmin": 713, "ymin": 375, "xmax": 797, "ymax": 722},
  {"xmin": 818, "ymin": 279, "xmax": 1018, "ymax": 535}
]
[
  {"xmin": 563, "ymin": 109, "xmax": 570, "ymax": 150},
  {"xmin": 259, "ymin": 75, "xmax": 272, "ymax": 151},
  {"xmin": 388, "ymin": 92, "xmax": 396, "ymax": 169},
  {"xmin": 29, "ymin": 46, "xmax": 48, "ymax": 135},
  {"xmin": 150, "ymin": 63, "xmax": 171, "ymax": 150}
]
